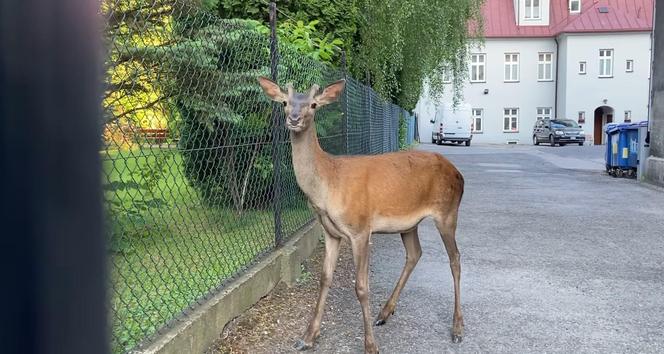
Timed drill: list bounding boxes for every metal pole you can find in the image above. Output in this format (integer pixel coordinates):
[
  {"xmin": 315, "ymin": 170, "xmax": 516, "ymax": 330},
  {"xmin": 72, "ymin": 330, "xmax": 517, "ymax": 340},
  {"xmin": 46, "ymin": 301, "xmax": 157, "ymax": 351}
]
[
  {"xmin": 0, "ymin": 0, "xmax": 107, "ymax": 353},
  {"xmin": 366, "ymin": 71, "xmax": 372, "ymax": 154},
  {"xmin": 341, "ymin": 51, "xmax": 349, "ymax": 154},
  {"xmin": 269, "ymin": 2, "xmax": 283, "ymax": 246}
]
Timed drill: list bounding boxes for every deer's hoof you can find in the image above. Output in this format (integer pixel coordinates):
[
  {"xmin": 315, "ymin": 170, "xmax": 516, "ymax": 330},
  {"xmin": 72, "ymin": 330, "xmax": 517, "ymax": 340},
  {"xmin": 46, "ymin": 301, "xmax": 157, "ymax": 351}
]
[
  {"xmin": 374, "ymin": 309, "xmax": 394, "ymax": 326},
  {"xmin": 451, "ymin": 334, "xmax": 463, "ymax": 343},
  {"xmin": 293, "ymin": 339, "xmax": 313, "ymax": 351}
]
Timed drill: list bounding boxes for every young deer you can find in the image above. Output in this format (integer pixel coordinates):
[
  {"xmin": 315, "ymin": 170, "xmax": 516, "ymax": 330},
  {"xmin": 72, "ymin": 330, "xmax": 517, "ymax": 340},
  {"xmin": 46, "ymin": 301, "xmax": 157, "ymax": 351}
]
[{"xmin": 258, "ymin": 77, "xmax": 465, "ymax": 354}]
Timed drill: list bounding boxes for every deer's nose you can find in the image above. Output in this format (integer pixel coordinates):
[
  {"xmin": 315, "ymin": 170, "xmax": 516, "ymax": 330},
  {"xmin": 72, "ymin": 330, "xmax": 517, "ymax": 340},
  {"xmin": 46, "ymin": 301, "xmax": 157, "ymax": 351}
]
[{"xmin": 288, "ymin": 116, "xmax": 301, "ymax": 125}]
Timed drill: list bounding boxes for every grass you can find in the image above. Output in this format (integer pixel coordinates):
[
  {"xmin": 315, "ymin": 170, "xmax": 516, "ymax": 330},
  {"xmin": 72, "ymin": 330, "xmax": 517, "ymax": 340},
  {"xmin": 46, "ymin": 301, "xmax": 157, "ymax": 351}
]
[{"xmin": 102, "ymin": 147, "xmax": 312, "ymax": 353}]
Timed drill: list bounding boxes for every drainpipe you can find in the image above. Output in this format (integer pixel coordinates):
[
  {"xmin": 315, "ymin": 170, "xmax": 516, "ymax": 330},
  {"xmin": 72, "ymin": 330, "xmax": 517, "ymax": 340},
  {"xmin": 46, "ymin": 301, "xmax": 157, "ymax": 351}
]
[
  {"xmin": 647, "ymin": 1, "xmax": 657, "ymax": 135},
  {"xmin": 554, "ymin": 36, "xmax": 560, "ymax": 119}
]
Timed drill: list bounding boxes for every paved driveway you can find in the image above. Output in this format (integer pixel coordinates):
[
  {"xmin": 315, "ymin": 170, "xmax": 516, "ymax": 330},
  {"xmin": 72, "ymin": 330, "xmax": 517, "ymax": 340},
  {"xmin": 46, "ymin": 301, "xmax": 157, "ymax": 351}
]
[{"xmin": 315, "ymin": 143, "xmax": 664, "ymax": 353}]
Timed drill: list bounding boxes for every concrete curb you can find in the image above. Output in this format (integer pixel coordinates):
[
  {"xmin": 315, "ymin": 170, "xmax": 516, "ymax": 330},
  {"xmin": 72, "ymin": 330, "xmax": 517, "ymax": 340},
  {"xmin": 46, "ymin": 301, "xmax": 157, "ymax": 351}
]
[{"xmin": 138, "ymin": 221, "xmax": 323, "ymax": 354}]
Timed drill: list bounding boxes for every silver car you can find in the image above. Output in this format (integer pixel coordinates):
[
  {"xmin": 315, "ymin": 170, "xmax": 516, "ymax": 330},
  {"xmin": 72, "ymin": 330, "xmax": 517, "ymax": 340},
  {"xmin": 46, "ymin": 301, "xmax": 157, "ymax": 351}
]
[{"xmin": 533, "ymin": 118, "xmax": 585, "ymax": 146}]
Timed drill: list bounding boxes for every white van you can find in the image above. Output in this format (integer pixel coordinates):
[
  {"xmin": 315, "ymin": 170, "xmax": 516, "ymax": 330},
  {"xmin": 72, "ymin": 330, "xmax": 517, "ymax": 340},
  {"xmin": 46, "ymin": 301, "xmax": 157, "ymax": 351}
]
[{"xmin": 430, "ymin": 104, "xmax": 473, "ymax": 146}]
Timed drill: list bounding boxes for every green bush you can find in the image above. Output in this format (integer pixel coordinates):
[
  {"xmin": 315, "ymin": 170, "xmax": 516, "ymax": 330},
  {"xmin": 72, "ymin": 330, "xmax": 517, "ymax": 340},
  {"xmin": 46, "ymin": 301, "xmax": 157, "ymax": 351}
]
[
  {"xmin": 171, "ymin": 19, "xmax": 274, "ymax": 211},
  {"xmin": 168, "ymin": 16, "xmax": 333, "ymax": 212},
  {"xmin": 123, "ymin": 3, "xmax": 343, "ymax": 212},
  {"xmin": 398, "ymin": 112, "xmax": 408, "ymax": 150}
]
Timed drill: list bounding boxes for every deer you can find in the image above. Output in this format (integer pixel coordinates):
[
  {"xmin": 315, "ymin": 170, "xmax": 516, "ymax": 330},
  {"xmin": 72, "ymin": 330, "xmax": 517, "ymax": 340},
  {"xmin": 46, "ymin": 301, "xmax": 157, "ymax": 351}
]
[{"xmin": 258, "ymin": 77, "xmax": 465, "ymax": 354}]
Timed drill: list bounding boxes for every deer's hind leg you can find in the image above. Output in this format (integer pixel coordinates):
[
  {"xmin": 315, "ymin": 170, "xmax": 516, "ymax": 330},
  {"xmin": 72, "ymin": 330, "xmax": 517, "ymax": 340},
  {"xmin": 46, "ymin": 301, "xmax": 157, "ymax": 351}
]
[
  {"xmin": 434, "ymin": 212, "xmax": 464, "ymax": 343},
  {"xmin": 375, "ymin": 227, "xmax": 422, "ymax": 326}
]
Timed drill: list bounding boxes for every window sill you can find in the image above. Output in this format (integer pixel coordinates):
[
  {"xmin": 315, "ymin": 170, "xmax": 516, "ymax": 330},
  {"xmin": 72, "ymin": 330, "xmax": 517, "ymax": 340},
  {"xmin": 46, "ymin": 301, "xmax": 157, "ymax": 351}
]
[
  {"xmin": 472, "ymin": 131, "xmax": 483, "ymax": 134},
  {"xmin": 579, "ymin": 72, "xmax": 586, "ymax": 75},
  {"xmin": 470, "ymin": 80, "xmax": 486, "ymax": 84},
  {"xmin": 503, "ymin": 130, "xmax": 520, "ymax": 133},
  {"xmin": 537, "ymin": 79, "xmax": 554, "ymax": 82},
  {"xmin": 598, "ymin": 75, "xmax": 614, "ymax": 79},
  {"xmin": 504, "ymin": 80, "xmax": 520, "ymax": 83}
]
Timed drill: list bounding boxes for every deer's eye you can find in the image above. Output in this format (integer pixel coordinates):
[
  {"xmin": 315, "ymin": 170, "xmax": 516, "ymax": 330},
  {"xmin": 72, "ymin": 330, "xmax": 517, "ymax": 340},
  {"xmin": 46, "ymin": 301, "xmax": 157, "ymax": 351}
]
[
  {"xmin": 282, "ymin": 101, "xmax": 287, "ymax": 107},
  {"xmin": 310, "ymin": 103, "xmax": 317, "ymax": 109}
]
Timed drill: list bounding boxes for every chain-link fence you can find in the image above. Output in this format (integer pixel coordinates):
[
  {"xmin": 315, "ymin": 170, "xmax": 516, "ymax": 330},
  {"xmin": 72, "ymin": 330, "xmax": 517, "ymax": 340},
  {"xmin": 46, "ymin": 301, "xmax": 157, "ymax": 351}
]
[{"xmin": 101, "ymin": 1, "xmax": 412, "ymax": 352}]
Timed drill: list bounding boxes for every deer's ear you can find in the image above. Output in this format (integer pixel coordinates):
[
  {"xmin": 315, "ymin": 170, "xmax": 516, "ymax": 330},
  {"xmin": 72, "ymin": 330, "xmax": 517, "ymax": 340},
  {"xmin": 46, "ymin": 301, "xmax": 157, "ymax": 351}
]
[
  {"xmin": 258, "ymin": 77, "xmax": 286, "ymax": 102},
  {"xmin": 314, "ymin": 79, "xmax": 345, "ymax": 107}
]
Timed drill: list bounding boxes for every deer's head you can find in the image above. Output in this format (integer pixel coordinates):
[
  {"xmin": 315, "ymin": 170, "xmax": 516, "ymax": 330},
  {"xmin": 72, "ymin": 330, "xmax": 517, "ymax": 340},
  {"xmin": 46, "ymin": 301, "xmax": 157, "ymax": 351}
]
[{"xmin": 258, "ymin": 77, "xmax": 345, "ymax": 133}]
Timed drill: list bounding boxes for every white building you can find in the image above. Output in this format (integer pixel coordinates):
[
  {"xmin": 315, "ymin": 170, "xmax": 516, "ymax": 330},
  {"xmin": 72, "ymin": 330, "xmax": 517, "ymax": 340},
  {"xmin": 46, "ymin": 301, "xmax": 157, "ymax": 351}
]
[{"xmin": 415, "ymin": 0, "xmax": 654, "ymax": 145}]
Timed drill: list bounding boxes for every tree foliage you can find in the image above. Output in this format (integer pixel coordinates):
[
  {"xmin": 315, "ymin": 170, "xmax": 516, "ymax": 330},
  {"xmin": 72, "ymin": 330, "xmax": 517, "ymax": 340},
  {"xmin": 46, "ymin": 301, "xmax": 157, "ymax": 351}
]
[
  {"xmin": 353, "ymin": 0, "xmax": 484, "ymax": 110},
  {"xmin": 215, "ymin": 0, "xmax": 484, "ymax": 110},
  {"xmin": 217, "ymin": 0, "xmax": 359, "ymax": 58},
  {"xmin": 278, "ymin": 20, "xmax": 344, "ymax": 63},
  {"xmin": 103, "ymin": 0, "xmax": 342, "ymax": 213}
]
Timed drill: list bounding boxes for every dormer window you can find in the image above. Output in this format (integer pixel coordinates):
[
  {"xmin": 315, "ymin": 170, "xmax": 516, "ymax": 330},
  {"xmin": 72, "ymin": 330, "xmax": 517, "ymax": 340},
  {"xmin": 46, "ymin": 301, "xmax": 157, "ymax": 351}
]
[
  {"xmin": 569, "ymin": 0, "xmax": 581, "ymax": 13},
  {"xmin": 525, "ymin": 0, "xmax": 541, "ymax": 19}
]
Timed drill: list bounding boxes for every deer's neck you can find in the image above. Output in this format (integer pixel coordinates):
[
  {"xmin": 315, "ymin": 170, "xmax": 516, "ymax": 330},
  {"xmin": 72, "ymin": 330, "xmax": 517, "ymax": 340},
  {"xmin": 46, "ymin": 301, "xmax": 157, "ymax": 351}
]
[{"xmin": 290, "ymin": 125, "xmax": 333, "ymax": 207}]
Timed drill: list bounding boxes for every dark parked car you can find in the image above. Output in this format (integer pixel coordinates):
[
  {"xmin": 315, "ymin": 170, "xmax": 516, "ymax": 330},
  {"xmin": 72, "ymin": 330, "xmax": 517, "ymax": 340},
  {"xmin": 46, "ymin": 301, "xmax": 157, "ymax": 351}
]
[{"xmin": 533, "ymin": 118, "xmax": 585, "ymax": 146}]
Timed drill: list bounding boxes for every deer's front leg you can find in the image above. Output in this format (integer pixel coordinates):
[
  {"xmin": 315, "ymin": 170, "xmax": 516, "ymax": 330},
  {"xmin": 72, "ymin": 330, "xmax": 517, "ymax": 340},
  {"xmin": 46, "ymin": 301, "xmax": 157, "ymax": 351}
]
[
  {"xmin": 351, "ymin": 235, "xmax": 379, "ymax": 354},
  {"xmin": 294, "ymin": 229, "xmax": 341, "ymax": 351}
]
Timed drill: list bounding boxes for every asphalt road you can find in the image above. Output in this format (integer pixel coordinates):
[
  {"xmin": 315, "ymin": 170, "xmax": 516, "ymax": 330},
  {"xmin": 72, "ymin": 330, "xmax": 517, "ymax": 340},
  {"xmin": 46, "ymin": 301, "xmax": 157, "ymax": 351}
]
[{"xmin": 310, "ymin": 143, "xmax": 664, "ymax": 353}]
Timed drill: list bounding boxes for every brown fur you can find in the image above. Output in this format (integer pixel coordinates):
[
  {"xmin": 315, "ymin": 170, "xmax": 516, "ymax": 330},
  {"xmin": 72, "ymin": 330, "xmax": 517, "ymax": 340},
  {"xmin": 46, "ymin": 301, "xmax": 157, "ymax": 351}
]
[{"xmin": 258, "ymin": 77, "xmax": 465, "ymax": 353}]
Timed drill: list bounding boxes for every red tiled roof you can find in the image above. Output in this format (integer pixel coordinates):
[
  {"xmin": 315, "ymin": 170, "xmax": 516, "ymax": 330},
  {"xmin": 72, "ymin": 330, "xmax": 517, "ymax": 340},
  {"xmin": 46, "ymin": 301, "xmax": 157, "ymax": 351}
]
[{"xmin": 482, "ymin": 0, "xmax": 653, "ymax": 38}]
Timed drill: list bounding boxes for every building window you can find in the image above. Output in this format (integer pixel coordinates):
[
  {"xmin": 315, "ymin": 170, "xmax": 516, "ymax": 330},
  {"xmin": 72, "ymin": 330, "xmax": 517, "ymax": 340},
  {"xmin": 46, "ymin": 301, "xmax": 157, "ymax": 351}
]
[
  {"xmin": 504, "ymin": 53, "xmax": 519, "ymax": 82},
  {"xmin": 578, "ymin": 111, "xmax": 586, "ymax": 124},
  {"xmin": 537, "ymin": 107, "xmax": 552, "ymax": 120},
  {"xmin": 538, "ymin": 53, "xmax": 553, "ymax": 81},
  {"xmin": 579, "ymin": 61, "xmax": 587, "ymax": 74},
  {"xmin": 470, "ymin": 53, "xmax": 486, "ymax": 82},
  {"xmin": 569, "ymin": 0, "xmax": 581, "ymax": 13},
  {"xmin": 472, "ymin": 108, "xmax": 483, "ymax": 133},
  {"xmin": 525, "ymin": 0, "xmax": 541, "ymax": 19},
  {"xmin": 626, "ymin": 59, "xmax": 634, "ymax": 72},
  {"xmin": 599, "ymin": 49, "xmax": 613, "ymax": 77},
  {"xmin": 503, "ymin": 108, "xmax": 519, "ymax": 132},
  {"xmin": 624, "ymin": 110, "xmax": 632, "ymax": 122}
]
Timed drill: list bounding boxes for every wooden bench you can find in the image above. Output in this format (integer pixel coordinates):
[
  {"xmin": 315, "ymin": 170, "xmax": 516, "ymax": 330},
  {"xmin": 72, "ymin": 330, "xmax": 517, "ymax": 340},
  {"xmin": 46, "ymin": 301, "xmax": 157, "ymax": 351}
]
[{"xmin": 140, "ymin": 128, "xmax": 168, "ymax": 144}]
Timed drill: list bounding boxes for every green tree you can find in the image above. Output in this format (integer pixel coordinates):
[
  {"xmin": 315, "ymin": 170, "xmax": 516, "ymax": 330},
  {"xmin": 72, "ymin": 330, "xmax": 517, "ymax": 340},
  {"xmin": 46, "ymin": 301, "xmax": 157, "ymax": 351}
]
[
  {"xmin": 352, "ymin": 0, "xmax": 484, "ymax": 110},
  {"xmin": 215, "ymin": 0, "xmax": 484, "ymax": 110},
  {"xmin": 110, "ymin": 2, "xmax": 339, "ymax": 212},
  {"xmin": 217, "ymin": 0, "xmax": 360, "ymax": 60}
]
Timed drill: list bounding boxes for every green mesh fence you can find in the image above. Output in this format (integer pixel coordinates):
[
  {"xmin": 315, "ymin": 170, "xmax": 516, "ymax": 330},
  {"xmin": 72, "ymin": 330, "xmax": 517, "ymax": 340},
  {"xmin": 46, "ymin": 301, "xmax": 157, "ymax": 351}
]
[{"xmin": 101, "ymin": 1, "xmax": 407, "ymax": 352}]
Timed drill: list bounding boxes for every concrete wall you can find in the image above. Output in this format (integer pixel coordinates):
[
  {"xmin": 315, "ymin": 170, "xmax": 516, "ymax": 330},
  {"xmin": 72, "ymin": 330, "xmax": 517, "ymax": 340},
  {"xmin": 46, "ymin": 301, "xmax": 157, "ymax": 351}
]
[
  {"xmin": 416, "ymin": 38, "xmax": 557, "ymax": 144},
  {"xmin": 558, "ymin": 32, "xmax": 652, "ymax": 143},
  {"xmin": 646, "ymin": 0, "xmax": 664, "ymax": 186}
]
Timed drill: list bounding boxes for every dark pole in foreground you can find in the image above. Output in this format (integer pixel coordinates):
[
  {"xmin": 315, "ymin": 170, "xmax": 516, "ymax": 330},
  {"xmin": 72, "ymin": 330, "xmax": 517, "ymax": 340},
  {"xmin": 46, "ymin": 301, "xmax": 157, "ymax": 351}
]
[
  {"xmin": 0, "ymin": 1, "xmax": 107, "ymax": 354},
  {"xmin": 646, "ymin": 0, "xmax": 664, "ymax": 186},
  {"xmin": 269, "ymin": 2, "xmax": 283, "ymax": 245}
]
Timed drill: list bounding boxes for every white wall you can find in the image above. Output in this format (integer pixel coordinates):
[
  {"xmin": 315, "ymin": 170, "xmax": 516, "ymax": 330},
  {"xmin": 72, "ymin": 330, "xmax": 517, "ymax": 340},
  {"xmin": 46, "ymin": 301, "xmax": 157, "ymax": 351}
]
[
  {"xmin": 415, "ymin": 32, "xmax": 652, "ymax": 145},
  {"xmin": 416, "ymin": 38, "xmax": 557, "ymax": 144},
  {"xmin": 558, "ymin": 32, "xmax": 652, "ymax": 143},
  {"xmin": 556, "ymin": 36, "xmax": 567, "ymax": 117}
]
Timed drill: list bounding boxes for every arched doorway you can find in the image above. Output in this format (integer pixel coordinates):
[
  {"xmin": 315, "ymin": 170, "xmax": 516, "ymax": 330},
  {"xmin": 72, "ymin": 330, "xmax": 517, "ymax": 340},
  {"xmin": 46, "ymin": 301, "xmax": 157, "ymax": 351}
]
[{"xmin": 593, "ymin": 106, "xmax": 614, "ymax": 145}]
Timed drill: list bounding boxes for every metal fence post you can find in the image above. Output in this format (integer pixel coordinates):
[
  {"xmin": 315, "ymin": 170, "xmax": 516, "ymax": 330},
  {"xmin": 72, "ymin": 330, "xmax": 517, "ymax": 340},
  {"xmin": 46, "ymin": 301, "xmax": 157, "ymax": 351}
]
[
  {"xmin": 269, "ymin": 2, "xmax": 283, "ymax": 246},
  {"xmin": 366, "ymin": 72, "xmax": 372, "ymax": 154},
  {"xmin": 341, "ymin": 51, "xmax": 349, "ymax": 154}
]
